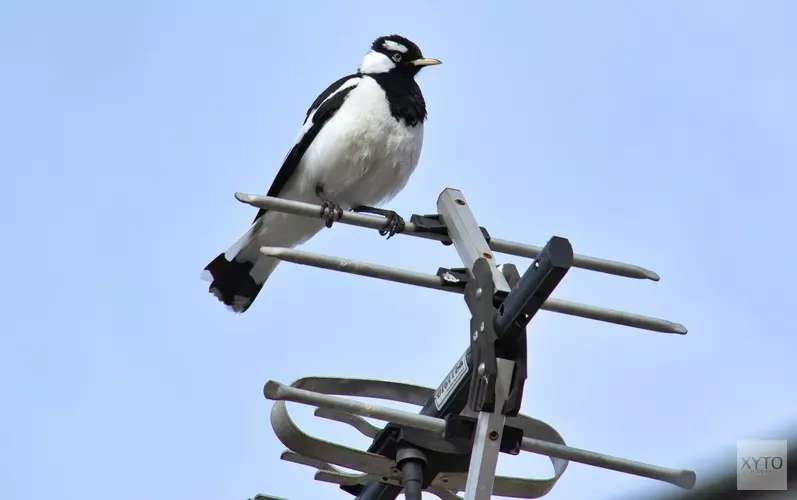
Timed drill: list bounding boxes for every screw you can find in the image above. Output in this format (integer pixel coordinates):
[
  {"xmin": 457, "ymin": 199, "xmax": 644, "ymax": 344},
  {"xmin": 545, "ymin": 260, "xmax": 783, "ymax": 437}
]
[
  {"xmin": 479, "ymin": 321, "xmax": 485, "ymax": 332},
  {"xmin": 488, "ymin": 429, "xmax": 500, "ymax": 441},
  {"xmin": 478, "ymin": 363, "xmax": 486, "ymax": 376},
  {"xmin": 475, "ymin": 287, "xmax": 482, "ymax": 299},
  {"xmin": 472, "ymin": 330, "xmax": 478, "ymax": 341}
]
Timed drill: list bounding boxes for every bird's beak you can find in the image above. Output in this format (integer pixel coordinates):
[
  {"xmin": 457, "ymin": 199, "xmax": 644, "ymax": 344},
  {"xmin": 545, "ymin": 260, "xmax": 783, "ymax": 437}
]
[{"xmin": 410, "ymin": 57, "xmax": 442, "ymax": 67}]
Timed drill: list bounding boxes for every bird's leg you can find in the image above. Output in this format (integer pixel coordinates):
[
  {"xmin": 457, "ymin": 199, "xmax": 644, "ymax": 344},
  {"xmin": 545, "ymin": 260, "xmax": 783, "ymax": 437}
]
[
  {"xmin": 315, "ymin": 184, "xmax": 343, "ymax": 229},
  {"xmin": 353, "ymin": 205, "xmax": 406, "ymax": 239}
]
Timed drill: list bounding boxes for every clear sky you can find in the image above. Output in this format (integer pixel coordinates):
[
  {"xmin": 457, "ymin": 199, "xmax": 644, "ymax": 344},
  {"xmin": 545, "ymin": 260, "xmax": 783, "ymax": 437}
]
[{"xmin": 1, "ymin": 1, "xmax": 795, "ymax": 499}]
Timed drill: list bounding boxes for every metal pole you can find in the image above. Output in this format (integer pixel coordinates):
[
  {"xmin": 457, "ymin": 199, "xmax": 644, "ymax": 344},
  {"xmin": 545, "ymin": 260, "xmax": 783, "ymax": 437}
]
[
  {"xmin": 462, "ymin": 359, "xmax": 515, "ymax": 500},
  {"xmin": 259, "ymin": 247, "xmax": 687, "ymax": 334},
  {"xmin": 438, "ymin": 188, "xmax": 520, "ymax": 498},
  {"xmin": 436, "ymin": 188, "xmax": 511, "ymax": 296},
  {"xmin": 236, "ymin": 192, "xmax": 660, "ymax": 281}
]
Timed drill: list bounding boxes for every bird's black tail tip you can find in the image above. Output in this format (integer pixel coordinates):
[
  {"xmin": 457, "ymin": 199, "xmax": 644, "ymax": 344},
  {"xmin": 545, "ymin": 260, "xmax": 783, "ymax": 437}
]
[{"xmin": 202, "ymin": 253, "xmax": 263, "ymax": 313}]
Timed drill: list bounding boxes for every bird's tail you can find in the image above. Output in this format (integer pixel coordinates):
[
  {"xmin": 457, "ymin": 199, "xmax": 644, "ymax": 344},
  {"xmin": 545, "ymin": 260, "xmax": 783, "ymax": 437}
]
[
  {"xmin": 202, "ymin": 253, "xmax": 279, "ymax": 313},
  {"xmin": 201, "ymin": 220, "xmax": 280, "ymax": 313}
]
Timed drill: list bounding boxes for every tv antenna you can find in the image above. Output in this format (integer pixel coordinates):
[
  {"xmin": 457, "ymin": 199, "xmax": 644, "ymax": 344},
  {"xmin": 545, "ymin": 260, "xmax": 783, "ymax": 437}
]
[{"xmin": 238, "ymin": 188, "xmax": 695, "ymax": 500}]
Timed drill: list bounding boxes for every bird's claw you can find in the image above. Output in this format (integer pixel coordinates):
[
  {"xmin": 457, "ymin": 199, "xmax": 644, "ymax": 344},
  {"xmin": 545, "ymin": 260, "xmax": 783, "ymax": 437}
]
[
  {"xmin": 379, "ymin": 211, "xmax": 405, "ymax": 239},
  {"xmin": 320, "ymin": 201, "xmax": 343, "ymax": 228}
]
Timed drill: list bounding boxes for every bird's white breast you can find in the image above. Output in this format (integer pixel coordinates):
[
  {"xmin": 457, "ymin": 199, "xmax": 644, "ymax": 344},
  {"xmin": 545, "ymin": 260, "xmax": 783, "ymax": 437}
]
[{"xmin": 298, "ymin": 76, "xmax": 424, "ymax": 208}]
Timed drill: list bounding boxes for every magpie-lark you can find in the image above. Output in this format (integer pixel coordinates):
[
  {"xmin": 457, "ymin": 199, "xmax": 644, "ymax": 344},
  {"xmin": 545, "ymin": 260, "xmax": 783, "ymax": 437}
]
[{"xmin": 203, "ymin": 34, "xmax": 441, "ymax": 313}]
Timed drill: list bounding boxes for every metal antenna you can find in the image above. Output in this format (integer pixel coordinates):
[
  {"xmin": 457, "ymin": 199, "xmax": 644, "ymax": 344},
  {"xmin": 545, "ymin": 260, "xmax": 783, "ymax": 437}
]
[{"xmin": 243, "ymin": 188, "xmax": 695, "ymax": 500}]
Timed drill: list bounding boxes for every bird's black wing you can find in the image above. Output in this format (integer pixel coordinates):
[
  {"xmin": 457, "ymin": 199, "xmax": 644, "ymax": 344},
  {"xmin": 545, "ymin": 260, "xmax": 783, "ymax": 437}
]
[{"xmin": 253, "ymin": 73, "xmax": 361, "ymax": 222}]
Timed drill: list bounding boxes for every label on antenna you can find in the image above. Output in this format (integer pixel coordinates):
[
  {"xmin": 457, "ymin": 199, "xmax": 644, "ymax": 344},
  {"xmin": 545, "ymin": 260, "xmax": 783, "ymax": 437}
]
[{"xmin": 434, "ymin": 352, "xmax": 469, "ymax": 410}]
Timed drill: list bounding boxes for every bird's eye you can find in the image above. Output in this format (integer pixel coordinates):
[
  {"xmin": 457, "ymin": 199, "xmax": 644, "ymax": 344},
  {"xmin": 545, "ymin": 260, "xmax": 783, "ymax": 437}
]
[{"xmin": 392, "ymin": 53, "xmax": 402, "ymax": 62}]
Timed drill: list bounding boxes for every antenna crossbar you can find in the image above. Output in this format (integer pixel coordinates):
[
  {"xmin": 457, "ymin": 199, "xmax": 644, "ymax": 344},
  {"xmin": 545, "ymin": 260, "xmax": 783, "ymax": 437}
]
[{"xmin": 235, "ymin": 192, "xmax": 661, "ymax": 281}]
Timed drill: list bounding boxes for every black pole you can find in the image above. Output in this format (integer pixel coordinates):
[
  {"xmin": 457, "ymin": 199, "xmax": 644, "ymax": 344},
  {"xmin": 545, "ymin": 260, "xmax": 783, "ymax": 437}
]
[
  {"xmin": 493, "ymin": 236, "xmax": 573, "ymax": 338},
  {"xmin": 397, "ymin": 447, "xmax": 426, "ymax": 500}
]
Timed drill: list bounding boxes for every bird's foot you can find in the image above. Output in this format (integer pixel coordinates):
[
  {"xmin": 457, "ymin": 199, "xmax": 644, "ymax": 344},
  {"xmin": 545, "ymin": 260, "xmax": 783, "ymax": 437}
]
[
  {"xmin": 319, "ymin": 200, "xmax": 344, "ymax": 228},
  {"xmin": 354, "ymin": 205, "xmax": 405, "ymax": 239},
  {"xmin": 379, "ymin": 211, "xmax": 405, "ymax": 239}
]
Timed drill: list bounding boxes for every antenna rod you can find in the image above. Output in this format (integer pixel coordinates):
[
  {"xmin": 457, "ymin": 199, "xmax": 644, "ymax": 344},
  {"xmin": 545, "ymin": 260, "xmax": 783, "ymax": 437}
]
[
  {"xmin": 260, "ymin": 246, "xmax": 687, "ymax": 335},
  {"xmin": 236, "ymin": 193, "xmax": 660, "ymax": 281}
]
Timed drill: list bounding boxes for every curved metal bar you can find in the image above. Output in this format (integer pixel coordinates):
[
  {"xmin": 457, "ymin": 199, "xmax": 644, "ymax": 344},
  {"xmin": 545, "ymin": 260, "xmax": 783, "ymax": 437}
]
[
  {"xmin": 314, "ymin": 468, "xmax": 384, "ymax": 487},
  {"xmin": 268, "ymin": 376, "xmax": 570, "ymax": 498},
  {"xmin": 312, "ymin": 469, "xmax": 464, "ymax": 500},
  {"xmin": 291, "ymin": 376, "xmax": 434, "ymax": 406},
  {"xmin": 278, "ymin": 450, "xmax": 336, "ymax": 471},
  {"xmin": 314, "ymin": 408, "xmax": 381, "ymax": 438},
  {"xmin": 426, "ymin": 487, "xmax": 464, "ymax": 500},
  {"xmin": 271, "ymin": 399, "xmax": 396, "ymax": 478}
]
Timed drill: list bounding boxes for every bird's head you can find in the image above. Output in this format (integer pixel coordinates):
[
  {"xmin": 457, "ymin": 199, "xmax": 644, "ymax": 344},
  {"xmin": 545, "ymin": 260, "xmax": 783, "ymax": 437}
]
[{"xmin": 358, "ymin": 34, "xmax": 441, "ymax": 77}]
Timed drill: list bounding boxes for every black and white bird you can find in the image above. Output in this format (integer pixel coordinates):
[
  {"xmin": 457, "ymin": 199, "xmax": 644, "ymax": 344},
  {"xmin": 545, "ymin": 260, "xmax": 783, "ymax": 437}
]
[{"xmin": 202, "ymin": 34, "xmax": 441, "ymax": 313}]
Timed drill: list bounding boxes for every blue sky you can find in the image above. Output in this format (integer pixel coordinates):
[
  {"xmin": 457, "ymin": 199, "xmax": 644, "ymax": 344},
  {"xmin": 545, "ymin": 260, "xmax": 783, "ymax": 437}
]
[{"xmin": 1, "ymin": 1, "xmax": 795, "ymax": 499}]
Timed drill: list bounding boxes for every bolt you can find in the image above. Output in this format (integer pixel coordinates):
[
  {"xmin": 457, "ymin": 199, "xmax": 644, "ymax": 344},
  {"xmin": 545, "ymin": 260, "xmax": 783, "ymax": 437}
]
[
  {"xmin": 390, "ymin": 467, "xmax": 399, "ymax": 476},
  {"xmin": 479, "ymin": 321, "xmax": 485, "ymax": 332},
  {"xmin": 472, "ymin": 330, "xmax": 478, "ymax": 341},
  {"xmin": 478, "ymin": 363, "xmax": 486, "ymax": 376},
  {"xmin": 488, "ymin": 429, "xmax": 500, "ymax": 441},
  {"xmin": 475, "ymin": 287, "xmax": 482, "ymax": 299}
]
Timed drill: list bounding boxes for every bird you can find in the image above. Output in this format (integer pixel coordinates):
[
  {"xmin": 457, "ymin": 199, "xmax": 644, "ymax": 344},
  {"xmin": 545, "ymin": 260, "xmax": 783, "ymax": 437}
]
[{"xmin": 202, "ymin": 34, "xmax": 441, "ymax": 313}]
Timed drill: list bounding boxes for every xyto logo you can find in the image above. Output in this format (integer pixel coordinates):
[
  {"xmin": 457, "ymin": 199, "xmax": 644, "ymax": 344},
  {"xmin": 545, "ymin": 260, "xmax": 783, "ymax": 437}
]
[{"xmin": 739, "ymin": 456, "xmax": 784, "ymax": 475}]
